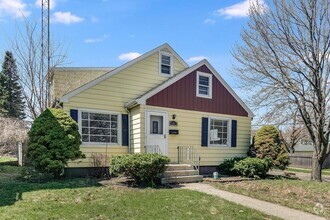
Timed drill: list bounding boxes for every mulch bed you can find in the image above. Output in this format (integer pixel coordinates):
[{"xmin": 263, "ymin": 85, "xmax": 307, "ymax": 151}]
[{"xmin": 203, "ymin": 176, "xmax": 253, "ymax": 183}]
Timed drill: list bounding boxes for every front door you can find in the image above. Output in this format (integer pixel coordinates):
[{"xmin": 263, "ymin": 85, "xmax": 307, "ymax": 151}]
[{"xmin": 145, "ymin": 110, "xmax": 168, "ymax": 155}]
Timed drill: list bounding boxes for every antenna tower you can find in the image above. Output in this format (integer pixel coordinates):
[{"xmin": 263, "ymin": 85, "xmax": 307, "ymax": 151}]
[{"xmin": 41, "ymin": 0, "xmax": 50, "ymax": 106}]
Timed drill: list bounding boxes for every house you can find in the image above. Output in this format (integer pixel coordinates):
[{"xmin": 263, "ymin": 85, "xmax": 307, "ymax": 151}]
[{"xmin": 51, "ymin": 43, "xmax": 253, "ymax": 175}]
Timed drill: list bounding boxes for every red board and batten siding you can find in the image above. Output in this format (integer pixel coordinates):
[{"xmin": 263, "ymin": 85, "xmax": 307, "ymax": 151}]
[{"xmin": 146, "ymin": 65, "xmax": 248, "ymax": 117}]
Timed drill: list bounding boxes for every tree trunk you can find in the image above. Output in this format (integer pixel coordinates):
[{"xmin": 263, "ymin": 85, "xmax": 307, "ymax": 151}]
[{"xmin": 311, "ymin": 156, "xmax": 322, "ymax": 181}]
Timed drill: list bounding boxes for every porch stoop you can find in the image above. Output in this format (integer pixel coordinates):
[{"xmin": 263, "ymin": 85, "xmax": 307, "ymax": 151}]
[{"xmin": 161, "ymin": 164, "xmax": 203, "ymax": 184}]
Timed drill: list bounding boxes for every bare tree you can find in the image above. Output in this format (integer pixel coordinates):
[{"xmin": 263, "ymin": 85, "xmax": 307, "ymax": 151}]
[
  {"xmin": 233, "ymin": 0, "xmax": 330, "ymax": 181},
  {"xmin": 278, "ymin": 110, "xmax": 307, "ymax": 153},
  {"xmin": 0, "ymin": 117, "xmax": 28, "ymax": 156},
  {"xmin": 10, "ymin": 18, "xmax": 67, "ymax": 119}
]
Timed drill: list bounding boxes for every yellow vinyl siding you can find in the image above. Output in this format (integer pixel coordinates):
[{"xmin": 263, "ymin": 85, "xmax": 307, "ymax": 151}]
[
  {"xmin": 67, "ymin": 146, "xmax": 127, "ymax": 167},
  {"xmin": 130, "ymin": 106, "xmax": 141, "ymax": 154},
  {"xmin": 140, "ymin": 105, "xmax": 251, "ymax": 166},
  {"xmin": 62, "ymin": 50, "xmax": 186, "ymax": 167},
  {"xmin": 52, "ymin": 68, "xmax": 110, "ymax": 100}
]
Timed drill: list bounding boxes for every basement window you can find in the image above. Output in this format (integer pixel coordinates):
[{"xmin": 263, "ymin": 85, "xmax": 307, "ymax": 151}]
[{"xmin": 159, "ymin": 51, "xmax": 173, "ymax": 76}]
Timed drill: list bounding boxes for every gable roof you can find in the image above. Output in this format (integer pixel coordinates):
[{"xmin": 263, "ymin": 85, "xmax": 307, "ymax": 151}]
[
  {"xmin": 60, "ymin": 43, "xmax": 189, "ymax": 103},
  {"xmin": 125, "ymin": 59, "xmax": 254, "ymax": 117}
]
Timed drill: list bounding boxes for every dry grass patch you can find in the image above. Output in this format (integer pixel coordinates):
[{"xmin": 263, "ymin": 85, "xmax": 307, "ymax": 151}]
[{"xmin": 210, "ymin": 179, "xmax": 330, "ymax": 218}]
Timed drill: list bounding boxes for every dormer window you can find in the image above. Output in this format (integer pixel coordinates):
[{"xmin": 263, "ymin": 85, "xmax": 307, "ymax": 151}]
[
  {"xmin": 196, "ymin": 71, "xmax": 212, "ymax": 99},
  {"xmin": 159, "ymin": 51, "xmax": 173, "ymax": 76}
]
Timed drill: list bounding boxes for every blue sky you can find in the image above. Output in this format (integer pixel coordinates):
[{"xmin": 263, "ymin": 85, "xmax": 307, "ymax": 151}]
[{"xmin": 0, "ymin": 0, "xmax": 264, "ymax": 91}]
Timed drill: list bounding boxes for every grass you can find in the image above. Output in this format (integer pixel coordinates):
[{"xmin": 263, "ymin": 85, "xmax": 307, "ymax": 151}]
[
  {"xmin": 0, "ymin": 156, "xmax": 17, "ymax": 163},
  {"xmin": 210, "ymin": 178, "xmax": 330, "ymax": 218},
  {"xmin": 286, "ymin": 167, "xmax": 330, "ymax": 175},
  {"xmin": 0, "ymin": 165, "xmax": 279, "ymax": 220}
]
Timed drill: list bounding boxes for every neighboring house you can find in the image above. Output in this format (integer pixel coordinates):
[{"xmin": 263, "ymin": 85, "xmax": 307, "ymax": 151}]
[{"xmin": 51, "ymin": 43, "xmax": 253, "ymax": 174}]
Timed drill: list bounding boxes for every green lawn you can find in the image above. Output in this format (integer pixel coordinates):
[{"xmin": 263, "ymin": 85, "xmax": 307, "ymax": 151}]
[
  {"xmin": 0, "ymin": 156, "xmax": 17, "ymax": 163},
  {"xmin": 286, "ymin": 167, "xmax": 330, "ymax": 175},
  {"xmin": 0, "ymin": 165, "xmax": 279, "ymax": 220},
  {"xmin": 210, "ymin": 179, "xmax": 330, "ymax": 218}
]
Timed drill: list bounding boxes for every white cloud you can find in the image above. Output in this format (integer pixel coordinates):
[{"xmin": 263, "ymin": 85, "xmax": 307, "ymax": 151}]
[
  {"xmin": 35, "ymin": 0, "xmax": 56, "ymax": 10},
  {"xmin": 84, "ymin": 34, "xmax": 109, "ymax": 43},
  {"xmin": 52, "ymin": 11, "xmax": 84, "ymax": 24},
  {"xmin": 186, "ymin": 56, "xmax": 208, "ymax": 63},
  {"xmin": 204, "ymin": 19, "xmax": 216, "ymax": 24},
  {"xmin": 118, "ymin": 52, "xmax": 141, "ymax": 61},
  {"xmin": 0, "ymin": 0, "xmax": 30, "ymax": 18},
  {"xmin": 217, "ymin": 0, "xmax": 266, "ymax": 19}
]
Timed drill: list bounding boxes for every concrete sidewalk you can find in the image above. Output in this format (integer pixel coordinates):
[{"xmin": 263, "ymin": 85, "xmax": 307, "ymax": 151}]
[{"xmin": 181, "ymin": 183, "xmax": 325, "ymax": 220}]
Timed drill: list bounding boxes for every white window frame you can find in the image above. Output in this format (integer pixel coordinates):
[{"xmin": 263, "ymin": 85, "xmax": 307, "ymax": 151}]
[
  {"xmin": 78, "ymin": 108, "xmax": 122, "ymax": 146},
  {"xmin": 159, "ymin": 51, "xmax": 173, "ymax": 77},
  {"xmin": 208, "ymin": 117, "xmax": 231, "ymax": 147},
  {"xmin": 196, "ymin": 71, "xmax": 212, "ymax": 99}
]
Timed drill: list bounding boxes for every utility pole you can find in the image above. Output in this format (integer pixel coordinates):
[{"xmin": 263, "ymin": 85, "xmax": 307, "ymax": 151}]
[{"xmin": 41, "ymin": 0, "xmax": 50, "ymax": 107}]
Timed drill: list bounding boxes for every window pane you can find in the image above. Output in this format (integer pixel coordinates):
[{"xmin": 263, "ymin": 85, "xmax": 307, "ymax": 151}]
[
  {"xmin": 161, "ymin": 55, "xmax": 171, "ymax": 65},
  {"xmin": 111, "ymin": 136, "xmax": 117, "ymax": 143},
  {"xmin": 161, "ymin": 65, "xmax": 170, "ymax": 74},
  {"xmin": 82, "ymin": 120, "xmax": 89, "ymax": 127},
  {"xmin": 199, "ymin": 86, "xmax": 209, "ymax": 95},
  {"xmin": 150, "ymin": 115, "xmax": 163, "ymax": 134},
  {"xmin": 82, "ymin": 112, "xmax": 88, "ymax": 119},
  {"xmin": 90, "ymin": 136, "xmax": 110, "ymax": 143},
  {"xmin": 111, "ymin": 129, "xmax": 117, "ymax": 135},
  {"xmin": 111, "ymin": 122, "xmax": 117, "ymax": 128},
  {"xmin": 90, "ymin": 120, "xmax": 110, "ymax": 128},
  {"xmin": 199, "ymin": 75, "xmax": 209, "ymax": 85},
  {"xmin": 90, "ymin": 128, "xmax": 110, "ymax": 135},
  {"xmin": 111, "ymin": 115, "xmax": 117, "ymax": 121},
  {"xmin": 82, "ymin": 135, "xmax": 89, "ymax": 142},
  {"xmin": 89, "ymin": 113, "xmax": 110, "ymax": 121},
  {"xmin": 82, "ymin": 128, "xmax": 89, "ymax": 134}
]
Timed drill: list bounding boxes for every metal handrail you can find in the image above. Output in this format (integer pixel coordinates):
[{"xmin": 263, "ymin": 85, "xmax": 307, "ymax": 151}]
[
  {"xmin": 144, "ymin": 145, "xmax": 162, "ymax": 154},
  {"xmin": 177, "ymin": 146, "xmax": 201, "ymax": 174}
]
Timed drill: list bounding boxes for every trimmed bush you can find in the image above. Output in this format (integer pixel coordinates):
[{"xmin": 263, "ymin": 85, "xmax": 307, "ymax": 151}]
[
  {"xmin": 110, "ymin": 154, "xmax": 170, "ymax": 186},
  {"xmin": 250, "ymin": 125, "xmax": 289, "ymax": 170},
  {"xmin": 217, "ymin": 157, "xmax": 246, "ymax": 175},
  {"xmin": 27, "ymin": 108, "xmax": 85, "ymax": 178},
  {"xmin": 232, "ymin": 157, "xmax": 270, "ymax": 178}
]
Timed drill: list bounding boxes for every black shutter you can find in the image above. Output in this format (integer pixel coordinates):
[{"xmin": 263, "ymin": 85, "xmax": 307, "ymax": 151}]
[
  {"xmin": 201, "ymin": 117, "xmax": 208, "ymax": 147},
  {"xmin": 70, "ymin": 109, "xmax": 78, "ymax": 123},
  {"xmin": 231, "ymin": 120, "xmax": 237, "ymax": 147},
  {"xmin": 122, "ymin": 114, "xmax": 129, "ymax": 146}
]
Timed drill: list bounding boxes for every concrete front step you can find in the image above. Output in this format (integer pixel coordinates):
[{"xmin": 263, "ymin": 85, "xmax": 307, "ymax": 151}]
[
  {"xmin": 165, "ymin": 164, "xmax": 193, "ymax": 171},
  {"xmin": 161, "ymin": 175, "xmax": 203, "ymax": 184},
  {"xmin": 163, "ymin": 170, "xmax": 199, "ymax": 178}
]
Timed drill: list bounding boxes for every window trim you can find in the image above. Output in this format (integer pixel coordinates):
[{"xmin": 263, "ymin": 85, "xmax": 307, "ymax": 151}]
[
  {"xmin": 196, "ymin": 71, "xmax": 212, "ymax": 99},
  {"xmin": 78, "ymin": 108, "xmax": 122, "ymax": 146},
  {"xmin": 159, "ymin": 51, "xmax": 173, "ymax": 77},
  {"xmin": 208, "ymin": 117, "xmax": 231, "ymax": 147}
]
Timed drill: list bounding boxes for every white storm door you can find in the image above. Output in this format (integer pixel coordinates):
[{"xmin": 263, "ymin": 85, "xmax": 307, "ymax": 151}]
[{"xmin": 146, "ymin": 110, "xmax": 168, "ymax": 156}]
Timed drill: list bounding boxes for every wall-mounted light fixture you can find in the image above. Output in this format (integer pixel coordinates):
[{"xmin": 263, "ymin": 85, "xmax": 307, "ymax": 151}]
[{"xmin": 172, "ymin": 114, "xmax": 176, "ymax": 120}]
